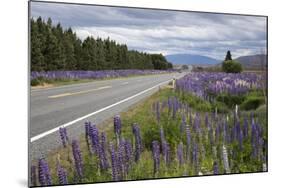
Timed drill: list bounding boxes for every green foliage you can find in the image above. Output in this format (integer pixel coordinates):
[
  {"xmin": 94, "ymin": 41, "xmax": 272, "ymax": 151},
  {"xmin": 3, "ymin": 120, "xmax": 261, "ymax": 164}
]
[
  {"xmin": 31, "ymin": 17, "xmax": 172, "ymax": 71},
  {"xmin": 212, "ymin": 101, "xmax": 229, "ymax": 113},
  {"xmin": 151, "ymin": 54, "xmax": 171, "ymax": 70},
  {"xmin": 216, "ymin": 94, "xmax": 246, "ymax": 108},
  {"xmin": 178, "ymin": 92, "xmax": 212, "ymax": 112},
  {"xmin": 240, "ymin": 96, "xmax": 264, "ymax": 110},
  {"xmin": 30, "ymin": 76, "xmax": 46, "ymax": 86},
  {"xmin": 30, "ymin": 78, "xmax": 40, "ymax": 86},
  {"xmin": 222, "ymin": 60, "xmax": 243, "ymax": 73}
]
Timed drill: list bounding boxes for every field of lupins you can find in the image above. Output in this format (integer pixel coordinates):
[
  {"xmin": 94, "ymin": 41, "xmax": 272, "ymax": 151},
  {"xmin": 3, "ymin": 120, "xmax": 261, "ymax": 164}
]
[
  {"xmin": 31, "ymin": 69, "xmax": 174, "ymax": 81},
  {"xmin": 30, "ymin": 72, "xmax": 267, "ymax": 187},
  {"xmin": 175, "ymin": 72, "xmax": 265, "ymax": 101}
]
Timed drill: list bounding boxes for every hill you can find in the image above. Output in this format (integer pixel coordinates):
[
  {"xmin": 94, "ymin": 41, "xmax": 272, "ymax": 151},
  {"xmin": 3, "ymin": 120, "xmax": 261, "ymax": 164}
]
[
  {"xmin": 165, "ymin": 54, "xmax": 220, "ymax": 65},
  {"xmin": 235, "ymin": 54, "xmax": 267, "ymax": 69}
]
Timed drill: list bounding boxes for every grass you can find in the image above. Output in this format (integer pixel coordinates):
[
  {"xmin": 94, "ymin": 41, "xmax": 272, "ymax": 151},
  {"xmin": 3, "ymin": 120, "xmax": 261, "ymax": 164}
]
[{"xmin": 31, "ymin": 86, "xmax": 267, "ymax": 186}]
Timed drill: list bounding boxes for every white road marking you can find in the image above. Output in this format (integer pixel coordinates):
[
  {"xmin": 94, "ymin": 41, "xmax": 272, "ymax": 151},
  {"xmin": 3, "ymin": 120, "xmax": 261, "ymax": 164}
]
[
  {"xmin": 48, "ymin": 86, "xmax": 112, "ymax": 99},
  {"xmin": 121, "ymin": 82, "xmax": 129, "ymax": 85},
  {"xmin": 30, "ymin": 79, "xmax": 173, "ymax": 142}
]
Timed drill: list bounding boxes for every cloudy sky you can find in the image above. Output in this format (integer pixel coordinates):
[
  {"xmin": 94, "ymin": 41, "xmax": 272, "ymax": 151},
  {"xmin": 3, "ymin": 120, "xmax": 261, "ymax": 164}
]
[{"xmin": 30, "ymin": 1, "xmax": 267, "ymax": 60}]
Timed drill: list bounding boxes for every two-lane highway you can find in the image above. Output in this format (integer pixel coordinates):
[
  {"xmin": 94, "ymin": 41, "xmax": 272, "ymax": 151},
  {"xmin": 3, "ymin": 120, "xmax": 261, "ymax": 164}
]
[{"xmin": 29, "ymin": 72, "xmax": 186, "ymax": 160}]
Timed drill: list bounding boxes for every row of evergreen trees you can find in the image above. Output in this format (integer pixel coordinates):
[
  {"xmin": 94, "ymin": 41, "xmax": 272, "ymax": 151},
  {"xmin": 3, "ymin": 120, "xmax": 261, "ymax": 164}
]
[{"xmin": 31, "ymin": 17, "xmax": 173, "ymax": 72}]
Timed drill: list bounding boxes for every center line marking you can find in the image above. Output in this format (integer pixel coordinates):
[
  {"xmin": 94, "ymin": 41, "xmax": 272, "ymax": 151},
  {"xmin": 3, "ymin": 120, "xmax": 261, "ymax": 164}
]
[
  {"xmin": 48, "ymin": 86, "xmax": 112, "ymax": 99},
  {"xmin": 30, "ymin": 79, "xmax": 174, "ymax": 142}
]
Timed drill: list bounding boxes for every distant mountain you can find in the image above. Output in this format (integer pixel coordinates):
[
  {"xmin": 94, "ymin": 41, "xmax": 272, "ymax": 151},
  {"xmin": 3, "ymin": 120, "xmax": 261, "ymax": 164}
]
[
  {"xmin": 165, "ymin": 54, "xmax": 220, "ymax": 66},
  {"xmin": 235, "ymin": 54, "xmax": 267, "ymax": 69}
]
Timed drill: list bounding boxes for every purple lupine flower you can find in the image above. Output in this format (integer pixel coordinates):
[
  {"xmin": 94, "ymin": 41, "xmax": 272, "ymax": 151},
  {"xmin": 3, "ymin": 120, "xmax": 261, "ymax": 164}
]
[
  {"xmin": 38, "ymin": 159, "xmax": 46, "ymax": 186},
  {"xmin": 31, "ymin": 165, "xmax": 37, "ymax": 186},
  {"xmin": 168, "ymin": 97, "xmax": 172, "ymax": 115},
  {"xmin": 177, "ymin": 142, "xmax": 184, "ymax": 166},
  {"xmin": 235, "ymin": 121, "xmax": 241, "ymax": 141},
  {"xmin": 238, "ymin": 129, "xmax": 243, "ymax": 150},
  {"xmin": 230, "ymin": 126, "xmax": 235, "ymax": 143},
  {"xmin": 205, "ymin": 113, "xmax": 209, "ymax": 129},
  {"xmin": 117, "ymin": 139, "xmax": 125, "ymax": 180},
  {"xmin": 124, "ymin": 139, "xmax": 133, "ymax": 175},
  {"xmin": 132, "ymin": 123, "xmax": 142, "ymax": 162},
  {"xmin": 38, "ymin": 158, "xmax": 52, "ymax": 186},
  {"xmin": 222, "ymin": 145, "xmax": 230, "ymax": 173},
  {"xmin": 89, "ymin": 124, "xmax": 99, "ymax": 154},
  {"xmin": 186, "ymin": 125, "xmax": 191, "ymax": 161},
  {"xmin": 215, "ymin": 125, "xmax": 220, "ymax": 143},
  {"xmin": 72, "ymin": 140, "xmax": 83, "ymax": 178},
  {"xmin": 114, "ymin": 115, "xmax": 122, "ymax": 136},
  {"xmin": 152, "ymin": 140, "xmax": 160, "ymax": 174},
  {"xmin": 243, "ymin": 115, "xmax": 249, "ymax": 138},
  {"xmin": 251, "ymin": 121, "xmax": 258, "ymax": 158},
  {"xmin": 189, "ymin": 110, "xmax": 192, "ymax": 127},
  {"xmin": 85, "ymin": 121, "xmax": 92, "ymax": 154},
  {"xmin": 31, "ymin": 70, "xmax": 175, "ymax": 80},
  {"xmin": 99, "ymin": 132, "xmax": 109, "ymax": 170},
  {"xmin": 161, "ymin": 141, "xmax": 170, "ymax": 165},
  {"xmin": 192, "ymin": 143, "xmax": 199, "ymax": 174},
  {"xmin": 258, "ymin": 137, "xmax": 264, "ymax": 160},
  {"xmin": 194, "ymin": 113, "xmax": 201, "ymax": 135},
  {"xmin": 180, "ymin": 115, "xmax": 186, "ymax": 137},
  {"xmin": 63, "ymin": 127, "xmax": 69, "ymax": 142},
  {"xmin": 213, "ymin": 161, "xmax": 219, "ymax": 175},
  {"xmin": 175, "ymin": 73, "xmax": 263, "ymax": 99},
  {"xmin": 59, "ymin": 127, "xmax": 68, "ymax": 148},
  {"xmin": 57, "ymin": 163, "xmax": 68, "ymax": 185},
  {"xmin": 42, "ymin": 159, "xmax": 52, "ymax": 185},
  {"xmin": 85, "ymin": 121, "xmax": 90, "ymax": 138},
  {"xmin": 110, "ymin": 142, "xmax": 118, "ymax": 181}
]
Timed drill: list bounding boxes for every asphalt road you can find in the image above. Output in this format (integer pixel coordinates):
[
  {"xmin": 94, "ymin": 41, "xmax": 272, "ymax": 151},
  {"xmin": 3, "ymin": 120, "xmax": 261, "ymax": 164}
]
[{"xmin": 29, "ymin": 72, "xmax": 186, "ymax": 160}]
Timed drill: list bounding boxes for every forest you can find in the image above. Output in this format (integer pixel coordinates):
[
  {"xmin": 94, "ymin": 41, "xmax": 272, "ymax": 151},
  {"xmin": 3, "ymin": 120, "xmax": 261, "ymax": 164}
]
[{"xmin": 31, "ymin": 17, "xmax": 173, "ymax": 72}]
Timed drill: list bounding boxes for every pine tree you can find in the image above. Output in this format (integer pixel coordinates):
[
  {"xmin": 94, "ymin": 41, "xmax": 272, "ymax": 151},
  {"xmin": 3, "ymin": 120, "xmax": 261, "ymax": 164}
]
[
  {"xmin": 30, "ymin": 17, "xmax": 172, "ymax": 71},
  {"xmin": 43, "ymin": 30, "xmax": 63, "ymax": 70},
  {"xmin": 31, "ymin": 19, "xmax": 44, "ymax": 71},
  {"xmin": 225, "ymin": 50, "xmax": 232, "ymax": 61},
  {"xmin": 63, "ymin": 28, "xmax": 76, "ymax": 70}
]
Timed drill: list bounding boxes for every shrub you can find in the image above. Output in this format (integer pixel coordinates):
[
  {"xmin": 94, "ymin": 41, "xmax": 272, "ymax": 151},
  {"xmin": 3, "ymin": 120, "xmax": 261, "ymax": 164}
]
[
  {"xmin": 31, "ymin": 78, "xmax": 40, "ymax": 86},
  {"xmin": 216, "ymin": 94, "xmax": 245, "ymax": 108},
  {"xmin": 222, "ymin": 60, "xmax": 242, "ymax": 73},
  {"xmin": 240, "ymin": 96, "xmax": 264, "ymax": 110}
]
